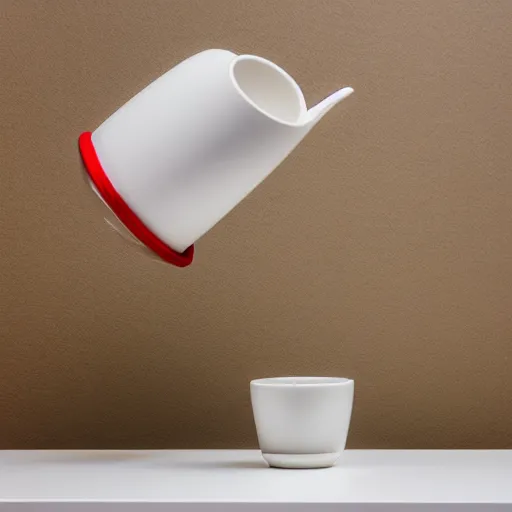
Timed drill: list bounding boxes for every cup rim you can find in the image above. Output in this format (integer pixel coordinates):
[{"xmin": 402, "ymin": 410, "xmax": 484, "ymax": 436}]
[
  {"xmin": 251, "ymin": 376, "xmax": 353, "ymax": 387},
  {"xmin": 229, "ymin": 54, "xmax": 308, "ymax": 127}
]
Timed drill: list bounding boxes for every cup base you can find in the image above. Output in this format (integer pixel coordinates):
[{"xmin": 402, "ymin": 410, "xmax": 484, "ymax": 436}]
[{"xmin": 262, "ymin": 452, "xmax": 340, "ymax": 469}]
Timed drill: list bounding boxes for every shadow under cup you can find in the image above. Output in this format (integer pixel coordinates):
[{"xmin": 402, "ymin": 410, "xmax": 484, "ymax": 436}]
[{"xmin": 250, "ymin": 377, "xmax": 354, "ymax": 469}]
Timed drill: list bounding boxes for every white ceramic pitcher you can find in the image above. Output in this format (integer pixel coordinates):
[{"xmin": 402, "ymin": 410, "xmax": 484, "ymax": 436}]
[{"xmin": 79, "ymin": 49, "xmax": 354, "ymax": 266}]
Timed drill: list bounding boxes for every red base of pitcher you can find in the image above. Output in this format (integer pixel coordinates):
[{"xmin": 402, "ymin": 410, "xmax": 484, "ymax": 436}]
[{"xmin": 78, "ymin": 132, "xmax": 194, "ymax": 267}]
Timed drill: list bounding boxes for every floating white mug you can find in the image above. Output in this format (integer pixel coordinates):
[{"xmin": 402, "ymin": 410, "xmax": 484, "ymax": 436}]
[
  {"xmin": 79, "ymin": 49, "xmax": 354, "ymax": 266},
  {"xmin": 251, "ymin": 377, "xmax": 354, "ymax": 469}
]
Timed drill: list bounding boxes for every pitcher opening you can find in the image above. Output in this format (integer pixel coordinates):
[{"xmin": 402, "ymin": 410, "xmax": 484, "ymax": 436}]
[{"xmin": 231, "ymin": 55, "xmax": 306, "ymax": 124}]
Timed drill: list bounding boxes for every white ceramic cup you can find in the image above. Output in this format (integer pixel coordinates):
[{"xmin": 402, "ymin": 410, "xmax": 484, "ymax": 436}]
[{"xmin": 250, "ymin": 377, "xmax": 354, "ymax": 469}]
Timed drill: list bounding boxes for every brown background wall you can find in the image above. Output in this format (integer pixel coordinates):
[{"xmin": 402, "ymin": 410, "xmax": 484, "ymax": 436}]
[{"xmin": 1, "ymin": 0, "xmax": 511, "ymax": 449}]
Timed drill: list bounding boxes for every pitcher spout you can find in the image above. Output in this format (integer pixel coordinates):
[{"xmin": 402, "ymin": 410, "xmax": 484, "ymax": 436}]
[{"xmin": 305, "ymin": 87, "xmax": 354, "ymax": 125}]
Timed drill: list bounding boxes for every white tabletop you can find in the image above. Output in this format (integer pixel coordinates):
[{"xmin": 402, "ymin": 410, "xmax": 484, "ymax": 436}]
[{"xmin": 0, "ymin": 450, "xmax": 511, "ymax": 511}]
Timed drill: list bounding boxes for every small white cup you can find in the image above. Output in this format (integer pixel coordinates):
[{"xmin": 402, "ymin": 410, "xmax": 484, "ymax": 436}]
[{"xmin": 250, "ymin": 377, "xmax": 354, "ymax": 469}]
